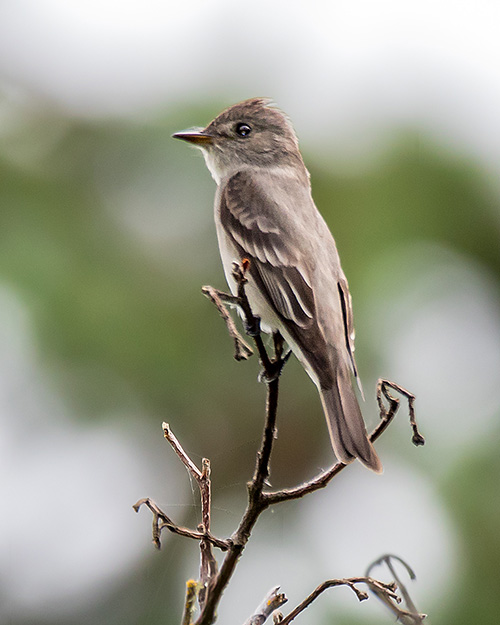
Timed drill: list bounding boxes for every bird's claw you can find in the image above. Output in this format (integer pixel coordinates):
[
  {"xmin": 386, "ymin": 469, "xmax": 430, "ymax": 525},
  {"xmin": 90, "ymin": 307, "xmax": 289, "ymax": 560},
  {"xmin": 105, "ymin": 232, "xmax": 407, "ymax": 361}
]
[
  {"xmin": 258, "ymin": 349, "xmax": 292, "ymax": 384},
  {"xmin": 244, "ymin": 316, "xmax": 261, "ymax": 337}
]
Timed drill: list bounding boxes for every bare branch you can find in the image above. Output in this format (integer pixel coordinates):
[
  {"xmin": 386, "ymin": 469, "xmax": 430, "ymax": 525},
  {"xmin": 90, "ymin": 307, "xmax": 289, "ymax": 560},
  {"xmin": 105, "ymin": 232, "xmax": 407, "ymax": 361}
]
[
  {"xmin": 198, "ymin": 459, "xmax": 218, "ymax": 606},
  {"xmin": 366, "ymin": 554, "xmax": 426, "ymax": 624},
  {"xmin": 377, "ymin": 380, "xmax": 425, "ymax": 446},
  {"xmin": 163, "ymin": 422, "xmax": 203, "ymax": 480},
  {"xmin": 201, "ymin": 285, "xmax": 253, "ymax": 361},
  {"xmin": 194, "ymin": 358, "xmax": 282, "ymax": 624},
  {"xmin": 133, "ymin": 498, "xmax": 229, "ymax": 551},
  {"xmin": 194, "ymin": 263, "xmax": 290, "ymax": 625},
  {"xmin": 136, "ymin": 262, "xmax": 426, "ymax": 625},
  {"xmin": 162, "ymin": 423, "xmax": 218, "ymax": 608},
  {"xmin": 278, "ymin": 576, "xmax": 400, "ymax": 625},
  {"xmin": 263, "ymin": 378, "xmax": 423, "ymax": 506},
  {"xmin": 243, "ymin": 587, "xmax": 288, "ymax": 625}
]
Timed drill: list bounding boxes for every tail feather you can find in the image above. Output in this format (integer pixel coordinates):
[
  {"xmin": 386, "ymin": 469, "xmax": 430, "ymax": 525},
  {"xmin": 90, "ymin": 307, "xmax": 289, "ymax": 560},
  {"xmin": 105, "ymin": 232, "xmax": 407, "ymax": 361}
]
[{"xmin": 320, "ymin": 373, "xmax": 382, "ymax": 474}]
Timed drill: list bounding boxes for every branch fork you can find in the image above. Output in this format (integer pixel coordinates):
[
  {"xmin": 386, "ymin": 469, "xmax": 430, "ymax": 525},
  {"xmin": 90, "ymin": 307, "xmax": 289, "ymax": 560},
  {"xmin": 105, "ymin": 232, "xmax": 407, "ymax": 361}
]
[{"xmin": 135, "ymin": 261, "xmax": 426, "ymax": 624}]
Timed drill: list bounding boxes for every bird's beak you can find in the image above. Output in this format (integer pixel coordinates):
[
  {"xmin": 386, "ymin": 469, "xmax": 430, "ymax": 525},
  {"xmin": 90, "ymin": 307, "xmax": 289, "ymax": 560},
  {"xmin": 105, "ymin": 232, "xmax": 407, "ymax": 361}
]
[{"xmin": 172, "ymin": 128, "xmax": 214, "ymax": 146}]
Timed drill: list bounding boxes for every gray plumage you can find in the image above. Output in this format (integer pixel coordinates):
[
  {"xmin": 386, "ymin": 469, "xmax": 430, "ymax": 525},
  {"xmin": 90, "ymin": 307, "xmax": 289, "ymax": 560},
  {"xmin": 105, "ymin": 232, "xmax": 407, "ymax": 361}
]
[{"xmin": 173, "ymin": 98, "xmax": 382, "ymax": 473}]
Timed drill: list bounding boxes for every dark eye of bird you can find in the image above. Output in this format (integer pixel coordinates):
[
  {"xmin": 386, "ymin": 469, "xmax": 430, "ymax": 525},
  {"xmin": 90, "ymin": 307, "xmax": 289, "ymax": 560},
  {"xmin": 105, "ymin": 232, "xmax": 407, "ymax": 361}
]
[{"xmin": 235, "ymin": 122, "xmax": 252, "ymax": 137}]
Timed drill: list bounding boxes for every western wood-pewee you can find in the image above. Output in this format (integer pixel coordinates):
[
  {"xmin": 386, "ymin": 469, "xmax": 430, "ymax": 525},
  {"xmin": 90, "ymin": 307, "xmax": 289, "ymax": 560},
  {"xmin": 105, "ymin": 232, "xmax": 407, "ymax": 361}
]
[{"xmin": 173, "ymin": 98, "xmax": 382, "ymax": 473}]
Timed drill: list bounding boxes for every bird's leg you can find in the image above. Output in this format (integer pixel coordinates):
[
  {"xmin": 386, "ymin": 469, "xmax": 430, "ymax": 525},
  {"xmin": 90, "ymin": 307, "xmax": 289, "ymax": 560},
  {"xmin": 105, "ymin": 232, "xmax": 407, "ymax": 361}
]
[
  {"xmin": 230, "ymin": 260, "xmax": 262, "ymax": 337},
  {"xmin": 273, "ymin": 331, "xmax": 292, "ymax": 370},
  {"xmin": 273, "ymin": 331, "xmax": 285, "ymax": 360},
  {"xmin": 229, "ymin": 261, "xmax": 291, "ymax": 382},
  {"xmin": 244, "ymin": 315, "xmax": 261, "ymax": 337},
  {"xmin": 258, "ymin": 331, "xmax": 292, "ymax": 384}
]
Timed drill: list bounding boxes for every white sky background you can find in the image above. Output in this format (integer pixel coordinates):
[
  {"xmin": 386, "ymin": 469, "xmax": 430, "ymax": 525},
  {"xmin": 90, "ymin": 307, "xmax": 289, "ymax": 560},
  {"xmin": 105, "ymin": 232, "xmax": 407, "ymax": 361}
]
[
  {"xmin": 0, "ymin": 1, "xmax": 499, "ymax": 172},
  {"xmin": 1, "ymin": 1, "xmax": 500, "ymax": 622}
]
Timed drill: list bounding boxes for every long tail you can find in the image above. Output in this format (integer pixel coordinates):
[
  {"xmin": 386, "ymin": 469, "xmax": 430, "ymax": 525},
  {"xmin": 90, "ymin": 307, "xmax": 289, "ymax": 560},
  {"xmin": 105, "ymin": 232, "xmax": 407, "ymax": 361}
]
[{"xmin": 319, "ymin": 372, "xmax": 382, "ymax": 474}]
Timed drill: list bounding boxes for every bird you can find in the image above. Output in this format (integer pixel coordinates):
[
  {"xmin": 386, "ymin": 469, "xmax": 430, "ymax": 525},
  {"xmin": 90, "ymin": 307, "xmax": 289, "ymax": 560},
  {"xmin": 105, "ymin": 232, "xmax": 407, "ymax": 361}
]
[{"xmin": 173, "ymin": 98, "xmax": 382, "ymax": 473}]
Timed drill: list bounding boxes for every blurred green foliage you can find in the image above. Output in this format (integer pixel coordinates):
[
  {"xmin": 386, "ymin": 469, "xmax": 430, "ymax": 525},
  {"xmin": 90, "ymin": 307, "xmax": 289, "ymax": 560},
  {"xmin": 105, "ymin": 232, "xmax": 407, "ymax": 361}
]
[{"xmin": 2, "ymin": 102, "xmax": 500, "ymax": 624}]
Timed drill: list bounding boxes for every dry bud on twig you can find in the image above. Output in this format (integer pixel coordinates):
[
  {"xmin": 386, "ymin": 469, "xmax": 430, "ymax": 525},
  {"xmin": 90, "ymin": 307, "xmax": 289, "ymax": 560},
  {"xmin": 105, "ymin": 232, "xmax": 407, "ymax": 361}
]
[{"xmin": 243, "ymin": 587, "xmax": 288, "ymax": 625}]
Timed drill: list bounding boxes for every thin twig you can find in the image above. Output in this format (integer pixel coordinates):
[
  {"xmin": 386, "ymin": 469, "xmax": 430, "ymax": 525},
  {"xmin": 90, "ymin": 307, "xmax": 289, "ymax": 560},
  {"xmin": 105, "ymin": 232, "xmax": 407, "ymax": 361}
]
[
  {"xmin": 242, "ymin": 586, "xmax": 288, "ymax": 625},
  {"xmin": 262, "ymin": 378, "xmax": 423, "ymax": 505},
  {"xmin": 194, "ymin": 263, "xmax": 289, "ymax": 625},
  {"xmin": 158, "ymin": 522, "xmax": 228, "ymax": 552},
  {"xmin": 198, "ymin": 458, "xmax": 218, "ymax": 606},
  {"xmin": 366, "ymin": 554, "xmax": 426, "ymax": 624},
  {"xmin": 133, "ymin": 498, "xmax": 229, "ymax": 551},
  {"xmin": 162, "ymin": 423, "xmax": 218, "ymax": 608},
  {"xmin": 378, "ymin": 380, "xmax": 425, "ymax": 446},
  {"xmin": 163, "ymin": 422, "xmax": 203, "ymax": 479},
  {"xmin": 194, "ymin": 368, "xmax": 282, "ymax": 624},
  {"xmin": 182, "ymin": 580, "xmax": 200, "ymax": 625},
  {"xmin": 278, "ymin": 576, "xmax": 399, "ymax": 625},
  {"xmin": 137, "ymin": 261, "xmax": 425, "ymax": 625},
  {"xmin": 202, "ymin": 285, "xmax": 253, "ymax": 361},
  {"xmin": 195, "ymin": 266, "xmax": 424, "ymax": 624}
]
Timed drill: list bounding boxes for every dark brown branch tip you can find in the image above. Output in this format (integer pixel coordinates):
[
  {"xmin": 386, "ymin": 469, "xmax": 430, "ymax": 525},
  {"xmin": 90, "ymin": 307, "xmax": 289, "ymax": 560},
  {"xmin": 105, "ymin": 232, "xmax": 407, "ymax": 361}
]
[
  {"xmin": 133, "ymin": 498, "xmax": 166, "ymax": 549},
  {"xmin": 378, "ymin": 379, "xmax": 425, "ymax": 447},
  {"xmin": 347, "ymin": 583, "xmax": 369, "ymax": 601},
  {"xmin": 412, "ymin": 432, "xmax": 426, "ymax": 446},
  {"xmin": 132, "ymin": 499, "xmax": 145, "ymax": 513}
]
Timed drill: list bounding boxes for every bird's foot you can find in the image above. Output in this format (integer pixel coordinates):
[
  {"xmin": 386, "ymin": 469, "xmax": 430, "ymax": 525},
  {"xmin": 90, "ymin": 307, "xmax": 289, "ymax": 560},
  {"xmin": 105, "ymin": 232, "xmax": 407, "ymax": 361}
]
[
  {"xmin": 258, "ymin": 349, "xmax": 292, "ymax": 384},
  {"xmin": 244, "ymin": 316, "xmax": 261, "ymax": 337}
]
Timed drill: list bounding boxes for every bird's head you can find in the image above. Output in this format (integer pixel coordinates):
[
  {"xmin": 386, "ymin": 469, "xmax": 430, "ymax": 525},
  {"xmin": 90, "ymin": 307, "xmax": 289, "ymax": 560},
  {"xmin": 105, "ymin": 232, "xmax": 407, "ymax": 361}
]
[{"xmin": 173, "ymin": 98, "xmax": 303, "ymax": 183}]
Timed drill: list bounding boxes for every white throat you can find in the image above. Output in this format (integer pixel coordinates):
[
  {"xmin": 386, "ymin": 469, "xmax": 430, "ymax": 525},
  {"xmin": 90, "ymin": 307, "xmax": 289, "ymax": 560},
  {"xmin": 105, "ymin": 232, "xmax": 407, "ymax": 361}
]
[{"xmin": 201, "ymin": 149, "xmax": 224, "ymax": 185}]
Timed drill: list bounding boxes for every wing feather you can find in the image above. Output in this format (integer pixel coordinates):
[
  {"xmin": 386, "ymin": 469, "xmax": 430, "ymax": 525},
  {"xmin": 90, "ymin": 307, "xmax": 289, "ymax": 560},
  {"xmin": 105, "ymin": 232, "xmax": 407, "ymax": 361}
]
[
  {"xmin": 220, "ymin": 170, "xmax": 315, "ymax": 329},
  {"xmin": 337, "ymin": 278, "xmax": 363, "ymax": 396}
]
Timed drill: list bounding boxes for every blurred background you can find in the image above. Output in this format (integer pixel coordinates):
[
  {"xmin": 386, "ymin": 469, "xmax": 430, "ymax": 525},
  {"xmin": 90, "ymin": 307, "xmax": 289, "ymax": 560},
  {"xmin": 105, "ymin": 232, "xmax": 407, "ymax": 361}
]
[{"xmin": 1, "ymin": 1, "xmax": 499, "ymax": 624}]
